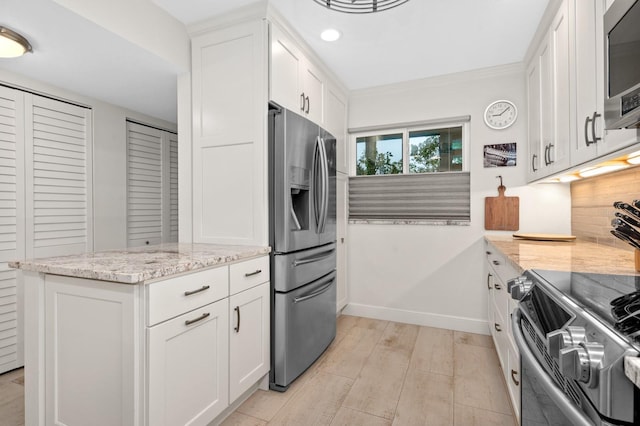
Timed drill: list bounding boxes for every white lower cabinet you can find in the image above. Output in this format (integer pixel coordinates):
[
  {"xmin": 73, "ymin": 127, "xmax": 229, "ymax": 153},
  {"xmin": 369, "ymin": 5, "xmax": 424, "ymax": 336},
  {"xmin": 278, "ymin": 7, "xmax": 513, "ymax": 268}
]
[
  {"xmin": 148, "ymin": 300, "xmax": 229, "ymax": 426},
  {"xmin": 24, "ymin": 254, "xmax": 270, "ymax": 426},
  {"xmin": 485, "ymin": 240, "xmax": 521, "ymax": 421},
  {"xmin": 229, "ymin": 282, "xmax": 270, "ymax": 401}
]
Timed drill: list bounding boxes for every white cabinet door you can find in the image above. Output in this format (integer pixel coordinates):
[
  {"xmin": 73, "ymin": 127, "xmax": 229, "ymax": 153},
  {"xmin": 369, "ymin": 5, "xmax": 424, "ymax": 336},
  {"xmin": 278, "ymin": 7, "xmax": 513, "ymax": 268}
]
[
  {"xmin": 336, "ymin": 173, "xmax": 348, "ymax": 312},
  {"xmin": 0, "ymin": 86, "xmax": 24, "ymax": 374},
  {"xmin": 572, "ymin": 0, "xmax": 602, "ymax": 165},
  {"xmin": 269, "ymin": 23, "xmax": 325, "ymax": 125},
  {"xmin": 270, "ymin": 24, "xmax": 304, "ymax": 114},
  {"xmin": 229, "ymin": 282, "xmax": 270, "ymax": 401},
  {"xmin": 148, "ymin": 299, "xmax": 229, "ymax": 426},
  {"xmin": 45, "ymin": 276, "xmax": 137, "ymax": 426},
  {"xmin": 325, "ymin": 85, "xmax": 348, "ymax": 174},
  {"xmin": 527, "ymin": 56, "xmax": 543, "ymax": 181},
  {"xmin": 192, "ymin": 20, "xmax": 268, "ymax": 246},
  {"xmin": 302, "ymin": 60, "xmax": 324, "ymax": 124}
]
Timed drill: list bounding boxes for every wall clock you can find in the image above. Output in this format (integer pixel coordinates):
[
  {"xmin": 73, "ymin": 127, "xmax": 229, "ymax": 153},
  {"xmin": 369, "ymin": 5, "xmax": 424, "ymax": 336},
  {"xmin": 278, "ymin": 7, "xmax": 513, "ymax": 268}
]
[{"xmin": 484, "ymin": 100, "xmax": 518, "ymax": 130}]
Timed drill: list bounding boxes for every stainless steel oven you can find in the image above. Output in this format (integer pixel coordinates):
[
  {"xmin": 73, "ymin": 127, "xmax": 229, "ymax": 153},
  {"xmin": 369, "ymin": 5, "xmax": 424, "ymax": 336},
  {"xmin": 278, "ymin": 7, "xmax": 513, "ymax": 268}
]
[{"xmin": 510, "ymin": 270, "xmax": 640, "ymax": 425}]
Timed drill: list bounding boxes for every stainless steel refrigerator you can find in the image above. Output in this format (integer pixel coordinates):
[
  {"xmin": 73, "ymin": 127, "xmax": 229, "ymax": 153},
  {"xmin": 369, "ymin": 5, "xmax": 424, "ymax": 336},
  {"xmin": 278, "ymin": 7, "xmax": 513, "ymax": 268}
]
[{"xmin": 268, "ymin": 104, "xmax": 337, "ymax": 391}]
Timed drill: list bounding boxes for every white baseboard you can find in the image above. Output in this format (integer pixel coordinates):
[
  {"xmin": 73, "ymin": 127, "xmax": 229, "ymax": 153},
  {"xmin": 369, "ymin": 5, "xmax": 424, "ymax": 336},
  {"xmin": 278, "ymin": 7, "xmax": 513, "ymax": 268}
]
[{"xmin": 342, "ymin": 303, "xmax": 490, "ymax": 335}]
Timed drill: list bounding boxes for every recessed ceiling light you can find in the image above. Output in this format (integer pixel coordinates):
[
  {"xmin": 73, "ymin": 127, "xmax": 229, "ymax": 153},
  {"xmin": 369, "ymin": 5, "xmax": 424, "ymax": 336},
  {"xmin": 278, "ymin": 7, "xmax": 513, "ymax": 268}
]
[{"xmin": 320, "ymin": 29, "xmax": 341, "ymax": 42}]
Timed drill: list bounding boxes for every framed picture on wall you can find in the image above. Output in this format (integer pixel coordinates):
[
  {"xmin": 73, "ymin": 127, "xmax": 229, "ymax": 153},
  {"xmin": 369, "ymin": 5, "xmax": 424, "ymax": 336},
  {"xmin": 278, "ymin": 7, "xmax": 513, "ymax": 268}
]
[{"xmin": 483, "ymin": 143, "xmax": 516, "ymax": 168}]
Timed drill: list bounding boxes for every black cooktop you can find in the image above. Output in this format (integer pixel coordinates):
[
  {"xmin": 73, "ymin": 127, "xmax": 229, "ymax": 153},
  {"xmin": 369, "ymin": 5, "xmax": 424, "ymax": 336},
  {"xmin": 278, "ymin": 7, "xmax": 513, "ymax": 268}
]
[{"xmin": 533, "ymin": 269, "xmax": 640, "ymax": 341}]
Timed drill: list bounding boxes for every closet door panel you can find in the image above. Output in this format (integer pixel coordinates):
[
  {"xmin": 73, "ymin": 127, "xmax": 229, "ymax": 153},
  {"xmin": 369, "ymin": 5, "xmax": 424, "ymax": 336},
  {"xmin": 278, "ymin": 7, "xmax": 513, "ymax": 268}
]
[
  {"xmin": 25, "ymin": 95, "xmax": 92, "ymax": 258},
  {"xmin": 0, "ymin": 86, "xmax": 25, "ymax": 374}
]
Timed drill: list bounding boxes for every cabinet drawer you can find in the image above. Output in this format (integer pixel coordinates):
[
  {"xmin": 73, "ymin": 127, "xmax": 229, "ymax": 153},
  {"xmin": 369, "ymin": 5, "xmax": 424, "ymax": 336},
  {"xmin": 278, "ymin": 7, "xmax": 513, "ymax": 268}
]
[
  {"xmin": 147, "ymin": 267, "xmax": 229, "ymax": 326},
  {"xmin": 230, "ymin": 256, "xmax": 270, "ymax": 295}
]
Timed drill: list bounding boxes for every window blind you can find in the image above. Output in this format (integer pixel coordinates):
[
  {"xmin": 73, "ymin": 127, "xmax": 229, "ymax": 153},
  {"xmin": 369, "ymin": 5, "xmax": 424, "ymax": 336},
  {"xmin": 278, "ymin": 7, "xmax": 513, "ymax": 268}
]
[{"xmin": 348, "ymin": 172, "xmax": 470, "ymax": 221}]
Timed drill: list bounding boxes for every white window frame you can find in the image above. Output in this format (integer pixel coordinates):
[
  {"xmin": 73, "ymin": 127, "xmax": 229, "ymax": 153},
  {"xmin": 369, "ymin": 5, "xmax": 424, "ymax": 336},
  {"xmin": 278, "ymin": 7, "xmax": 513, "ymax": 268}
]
[{"xmin": 349, "ymin": 121, "xmax": 470, "ymax": 176}]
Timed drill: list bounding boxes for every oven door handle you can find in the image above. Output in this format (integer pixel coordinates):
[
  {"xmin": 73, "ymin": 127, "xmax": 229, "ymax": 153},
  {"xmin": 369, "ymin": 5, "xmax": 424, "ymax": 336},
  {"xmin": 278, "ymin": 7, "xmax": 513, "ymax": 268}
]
[{"xmin": 512, "ymin": 309, "xmax": 595, "ymax": 426}]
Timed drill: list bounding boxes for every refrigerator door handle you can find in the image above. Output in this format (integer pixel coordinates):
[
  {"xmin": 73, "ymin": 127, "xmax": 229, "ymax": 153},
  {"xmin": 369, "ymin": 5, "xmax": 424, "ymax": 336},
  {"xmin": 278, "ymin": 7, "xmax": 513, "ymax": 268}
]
[
  {"xmin": 293, "ymin": 280, "xmax": 334, "ymax": 304},
  {"xmin": 312, "ymin": 136, "xmax": 322, "ymax": 230},
  {"xmin": 318, "ymin": 137, "xmax": 329, "ymax": 234},
  {"xmin": 292, "ymin": 248, "xmax": 336, "ymax": 267}
]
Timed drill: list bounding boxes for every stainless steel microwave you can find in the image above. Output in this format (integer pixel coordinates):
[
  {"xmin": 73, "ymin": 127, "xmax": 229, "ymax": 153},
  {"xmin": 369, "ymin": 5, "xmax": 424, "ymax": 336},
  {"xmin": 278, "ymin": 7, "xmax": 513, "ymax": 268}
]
[{"xmin": 604, "ymin": 0, "xmax": 640, "ymax": 129}]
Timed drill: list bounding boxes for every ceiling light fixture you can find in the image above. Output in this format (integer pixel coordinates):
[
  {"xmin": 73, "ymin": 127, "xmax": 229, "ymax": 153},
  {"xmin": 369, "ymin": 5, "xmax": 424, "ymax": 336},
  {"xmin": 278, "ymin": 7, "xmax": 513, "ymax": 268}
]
[
  {"xmin": 312, "ymin": 0, "xmax": 410, "ymax": 14},
  {"xmin": 0, "ymin": 26, "xmax": 32, "ymax": 58},
  {"xmin": 320, "ymin": 28, "xmax": 341, "ymax": 42}
]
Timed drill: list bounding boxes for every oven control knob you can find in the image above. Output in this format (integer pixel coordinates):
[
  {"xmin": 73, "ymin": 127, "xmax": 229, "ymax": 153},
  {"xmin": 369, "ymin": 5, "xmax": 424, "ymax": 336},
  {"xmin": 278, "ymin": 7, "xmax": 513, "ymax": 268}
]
[
  {"xmin": 559, "ymin": 341, "xmax": 605, "ymax": 388},
  {"xmin": 547, "ymin": 326, "xmax": 587, "ymax": 358},
  {"xmin": 508, "ymin": 277, "xmax": 532, "ymax": 300}
]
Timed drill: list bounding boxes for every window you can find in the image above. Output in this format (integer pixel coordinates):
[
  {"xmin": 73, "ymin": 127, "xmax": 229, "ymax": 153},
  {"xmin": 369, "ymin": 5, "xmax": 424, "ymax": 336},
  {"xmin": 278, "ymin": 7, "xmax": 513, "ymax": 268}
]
[
  {"xmin": 349, "ymin": 118, "xmax": 470, "ymax": 223},
  {"xmin": 354, "ymin": 123, "xmax": 466, "ymax": 176}
]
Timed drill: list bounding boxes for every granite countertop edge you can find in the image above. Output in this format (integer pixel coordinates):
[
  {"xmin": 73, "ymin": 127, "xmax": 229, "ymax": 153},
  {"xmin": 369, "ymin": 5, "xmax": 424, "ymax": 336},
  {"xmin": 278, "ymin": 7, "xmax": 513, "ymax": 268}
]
[
  {"xmin": 484, "ymin": 235, "xmax": 640, "ymax": 389},
  {"xmin": 9, "ymin": 243, "xmax": 271, "ymax": 284}
]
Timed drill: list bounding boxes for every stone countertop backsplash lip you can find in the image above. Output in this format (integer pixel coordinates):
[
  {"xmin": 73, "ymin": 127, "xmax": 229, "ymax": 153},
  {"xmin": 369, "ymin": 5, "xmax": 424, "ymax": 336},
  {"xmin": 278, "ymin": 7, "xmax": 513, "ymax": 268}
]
[
  {"xmin": 485, "ymin": 235, "xmax": 640, "ymax": 389},
  {"xmin": 9, "ymin": 243, "xmax": 271, "ymax": 284}
]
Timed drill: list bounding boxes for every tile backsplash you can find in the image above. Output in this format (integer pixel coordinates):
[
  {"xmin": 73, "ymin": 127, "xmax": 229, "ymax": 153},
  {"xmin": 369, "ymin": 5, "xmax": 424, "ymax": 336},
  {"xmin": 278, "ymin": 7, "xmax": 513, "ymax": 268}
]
[{"xmin": 571, "ymin": 165, "xmax": 640, "ymax": 251}]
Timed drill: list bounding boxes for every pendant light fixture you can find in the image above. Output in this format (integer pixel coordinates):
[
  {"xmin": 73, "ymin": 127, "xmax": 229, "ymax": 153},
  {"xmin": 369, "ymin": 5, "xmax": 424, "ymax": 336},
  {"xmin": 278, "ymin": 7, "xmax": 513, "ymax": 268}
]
[
  {"xmin": 0, "ymin": 26, "xmax": 32, "ymax": 58},
  {"xmin": 312, "ymin": 0, "xmax": 410, "ymax": 14}
]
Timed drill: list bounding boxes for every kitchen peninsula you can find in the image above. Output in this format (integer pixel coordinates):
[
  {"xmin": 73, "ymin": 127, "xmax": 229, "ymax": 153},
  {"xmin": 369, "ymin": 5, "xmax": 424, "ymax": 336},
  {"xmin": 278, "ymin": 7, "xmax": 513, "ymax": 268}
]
[{"xmin": 10, "ymin": 243, "xmax": 271, "ymax": 426}]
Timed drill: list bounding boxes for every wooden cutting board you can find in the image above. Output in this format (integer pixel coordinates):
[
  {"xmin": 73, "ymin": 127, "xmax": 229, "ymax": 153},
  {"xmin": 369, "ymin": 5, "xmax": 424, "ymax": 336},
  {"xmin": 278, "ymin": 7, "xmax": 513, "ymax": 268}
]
[
  {"xmin": 485, "ymin": 185, "xmax": 519, "ymax": 231},
  {"xmin": 512, "ymin": 233, "xmax": 576, "ymax": 241}
]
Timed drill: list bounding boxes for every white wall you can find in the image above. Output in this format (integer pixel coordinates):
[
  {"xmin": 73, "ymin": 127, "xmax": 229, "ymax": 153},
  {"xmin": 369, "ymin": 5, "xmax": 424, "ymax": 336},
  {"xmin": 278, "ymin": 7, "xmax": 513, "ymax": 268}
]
[
  {"xmin": 344, "ymin": 64, "xmax": 571, "ymax": 334},
  {"xmin": 0, "ymin": 69, "xmax": 177, "ymax": 251}
]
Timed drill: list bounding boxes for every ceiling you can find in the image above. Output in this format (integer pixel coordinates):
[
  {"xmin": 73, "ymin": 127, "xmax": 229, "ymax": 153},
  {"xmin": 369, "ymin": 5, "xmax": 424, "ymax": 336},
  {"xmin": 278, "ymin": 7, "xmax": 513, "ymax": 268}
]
[{"xmin": 0, "ymin": 0, "xmax": 550, "ymax": 124}]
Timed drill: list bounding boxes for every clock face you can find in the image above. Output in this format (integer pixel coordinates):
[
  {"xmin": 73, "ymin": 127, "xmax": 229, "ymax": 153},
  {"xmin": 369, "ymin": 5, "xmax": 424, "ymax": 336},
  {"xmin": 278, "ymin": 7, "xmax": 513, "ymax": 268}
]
[{"xmin": 484, "ymin": 100, "xmax": 517, "ymax": 130}]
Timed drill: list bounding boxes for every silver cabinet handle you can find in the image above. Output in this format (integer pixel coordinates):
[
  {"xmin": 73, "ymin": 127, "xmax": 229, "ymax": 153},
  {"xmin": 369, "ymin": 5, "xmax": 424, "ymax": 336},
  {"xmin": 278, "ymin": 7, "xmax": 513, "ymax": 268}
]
[
  {"xmin": 244, "ymin": 269, "xmax": 262, "ymax": 277},
  {"xmin": 548, "ymin": 143, "xmax": 555, "ymax": 164},
  {"xmin": 494, "ymin": 323, "xmax": 502, "ymax": 332},
  {"xmin": 492, "ymin": 260, "xmax": 500, "ymax": 266},
  {"xmin": 584, "ymin": 115, "xmax": 593, "ymax": 146},
  {"xmin": 487, "ymin": 273, "xmax": 492, "ymax": 290},
  {"xmin": 300, "ymin": 92, "xmax": 305, "ymax": 111},
  {"xmin": 511, "ymin": 369, "xmax": 520, "ymax": 386},
  {"xmin": 234, "ymin": 306, "xmax": 240, "ymax": 332},
  {"xmin": 532, "ymin": 154, "xmax": 538, "ymax": 172},
  {"xmin": 185, "ymin": 312, "xmax": 210, "ymax": 326},
  {"xmin": 305, "ymin": 96, "xmax": 310, "ymax": 114},
  {"xmin": 184, "ymin": 285, "xmax": 210, "ymax": 296},
  {"xmin": 494, "ymin": 283, "xmax": 502, "ymax": 290},
  {"xmin": 591, "ymin": 111, "xmax": 601, "ymax": 145}
]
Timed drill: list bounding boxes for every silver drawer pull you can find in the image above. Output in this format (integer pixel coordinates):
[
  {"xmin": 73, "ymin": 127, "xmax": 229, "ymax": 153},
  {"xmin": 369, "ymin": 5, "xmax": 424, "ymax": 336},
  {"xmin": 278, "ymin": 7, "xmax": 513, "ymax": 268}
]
[
  {"xmin": 244, "ymin": 269, "xmax": 262, "ymax": 277},
  {"xmin": 185, "ymin": 312, "xmax": 210, "ymax": 326},
  {"xmin": 184, "ymin": 285, "xmax": 210, "ymax": 296},
  {"xmin": 492, "ymin": 260, "xmax": 500, "ymax": 266},
  {"xmin": 234, "ymin": 306, "xmax": 240, "ymax": 332},
  {"xmin": 494, "ymin": 323, "xmax": 502, "ymax": 332},
  {"xmin": 494, "ymin": 283, "xmax": 502, "ymax": 290}
]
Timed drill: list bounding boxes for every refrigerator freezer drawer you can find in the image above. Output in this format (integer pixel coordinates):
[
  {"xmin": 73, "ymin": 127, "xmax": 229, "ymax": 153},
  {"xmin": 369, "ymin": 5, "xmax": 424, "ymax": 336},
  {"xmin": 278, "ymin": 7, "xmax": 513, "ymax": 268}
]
[
  {"xmin": 272, "ymin": 271, "xmax": 336, "ymax": 390},
  {"xmin": 272, "ymin": 243, "xmax": 336, "ymax": 293}
]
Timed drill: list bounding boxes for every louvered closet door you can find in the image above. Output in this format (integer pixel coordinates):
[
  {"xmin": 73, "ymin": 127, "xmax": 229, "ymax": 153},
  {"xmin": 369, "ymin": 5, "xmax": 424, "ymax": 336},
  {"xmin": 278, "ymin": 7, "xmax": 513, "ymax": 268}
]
[
  {"xmin": 25, "ymin": 95, "xmax": 92, "ymax": 259},
  {"xmin": 0, "ymin": 86, "xmax": 25, "ymax": 374},
  {"xmin": 127, "ymin": 122, "xmax": 163, "ymax": 247},
  {"xmin": 168, "ymin": 133, "xmax": 178, "ymax": 242}
]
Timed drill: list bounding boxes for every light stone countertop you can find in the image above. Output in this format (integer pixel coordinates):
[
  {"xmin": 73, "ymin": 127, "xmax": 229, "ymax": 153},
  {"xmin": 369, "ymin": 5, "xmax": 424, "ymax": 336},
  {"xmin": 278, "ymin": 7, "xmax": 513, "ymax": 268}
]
[
  {"xmin": 485, "ymin": 235, "xmax": 640, "ymax": 389},
  {"xmin": 485, "ymin": 235, "xmax": 640, "ymax": 276},
  {"xmin": 9, "ymin": 243, "xmax": 271, "ymax": 284}
]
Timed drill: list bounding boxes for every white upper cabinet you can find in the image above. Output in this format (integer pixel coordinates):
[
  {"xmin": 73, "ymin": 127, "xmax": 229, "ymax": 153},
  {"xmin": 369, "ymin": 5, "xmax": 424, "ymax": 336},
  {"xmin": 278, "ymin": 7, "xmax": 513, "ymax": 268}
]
[
  {"xmin": 528, "ymin": 0, "xmax": 638, "ymax": 181},
  {"xmin": 270, "ymin": 23, "xmax": 325, "ymax": 125},
  {"xmin": 526, "ymin": 0, "xmax": 571, "ymax": 181},
  {"xmin": 324, "ymin": 84, "xmax": 349, "ymax": 174},
  {"xmin": 571, "ymin": 0, "xmax": 637, "ymax": 166}
]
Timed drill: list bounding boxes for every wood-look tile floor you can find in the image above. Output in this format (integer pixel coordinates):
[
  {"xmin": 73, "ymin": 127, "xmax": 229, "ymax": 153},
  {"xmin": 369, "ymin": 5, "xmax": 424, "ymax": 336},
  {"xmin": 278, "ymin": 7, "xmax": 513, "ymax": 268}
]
[
  {"xmin": 222, "ymin": 315, "xmax": 517, "ymax": 426},
  {"xmin": 0, "ymin": 315, "xmax": 515, "ymax": 426},
  {"xmin": 0, "ymin": 366, "xmax": 24, "ymax": 426}
]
